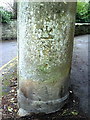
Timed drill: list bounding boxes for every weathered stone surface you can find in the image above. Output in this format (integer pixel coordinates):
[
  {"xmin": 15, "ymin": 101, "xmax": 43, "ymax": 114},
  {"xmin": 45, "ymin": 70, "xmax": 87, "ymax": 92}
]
[
  {"xmin": 17, "ymin": 2, "xmax": 76, "ymax": 116},
  {"xmin": 1, "ymin": 21, "xmax": 90, "ymax": 41}
]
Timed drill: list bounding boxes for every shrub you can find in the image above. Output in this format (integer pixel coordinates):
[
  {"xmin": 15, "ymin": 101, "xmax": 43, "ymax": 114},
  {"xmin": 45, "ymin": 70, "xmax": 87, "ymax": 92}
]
[
  {"xmin": 76, "ymin": 2, "xmax": 90, "ymax": 23},
  {"xmin": 0, "ymin": 7, "xmax": 14, "ymax": 24}
]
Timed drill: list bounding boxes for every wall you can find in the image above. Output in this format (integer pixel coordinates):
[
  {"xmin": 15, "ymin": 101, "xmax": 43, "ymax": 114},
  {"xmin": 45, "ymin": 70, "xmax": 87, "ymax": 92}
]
[
  {"xmin": 75, "ymin": 23, "xmax": 90, "ymax": 36},
  {"xmin": 2, "ymin": 20, "xmax": 17, "ymax": 40}
]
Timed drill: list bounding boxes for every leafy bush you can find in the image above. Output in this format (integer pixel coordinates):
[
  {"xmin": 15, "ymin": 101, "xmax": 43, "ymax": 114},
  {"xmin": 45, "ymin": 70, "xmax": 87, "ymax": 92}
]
[
  {"xmin": 76, "ymin": 2, "xmax": 90, "ymax": 23},
  {"xmin": 0, "ymin": 7, "xmax": 14, "ymax": 24},
  {"xmin": 0, "ymin": 2, "xmax": 89, "ymax": 24}
]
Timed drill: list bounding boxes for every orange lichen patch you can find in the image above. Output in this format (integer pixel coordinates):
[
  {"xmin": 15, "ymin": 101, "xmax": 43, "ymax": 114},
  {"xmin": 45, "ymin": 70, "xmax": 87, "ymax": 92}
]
[{"xmin": 19, "ymin": 80, "xmax": 38, "ymax": 99}]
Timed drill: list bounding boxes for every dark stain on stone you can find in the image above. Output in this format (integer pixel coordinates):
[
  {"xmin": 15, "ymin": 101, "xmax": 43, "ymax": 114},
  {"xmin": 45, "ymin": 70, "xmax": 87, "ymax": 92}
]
[
  {"xmin": 59, "ymin": 86, "xmax": 64, "ymax": 98},
  {"xmin": 38, "ymin": 98, "xmax": 41, "ymax": 101}
]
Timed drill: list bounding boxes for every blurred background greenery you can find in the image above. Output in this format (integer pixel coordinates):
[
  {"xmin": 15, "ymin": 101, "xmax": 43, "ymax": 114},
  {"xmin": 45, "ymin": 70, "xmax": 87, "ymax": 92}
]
[
  {"xmin": 76, "ymin": 1, "xmax": 90, "ymax": 23},
  {"xmin": 0, "ymin": 1, "xmax": 90, "ymax": 24}
]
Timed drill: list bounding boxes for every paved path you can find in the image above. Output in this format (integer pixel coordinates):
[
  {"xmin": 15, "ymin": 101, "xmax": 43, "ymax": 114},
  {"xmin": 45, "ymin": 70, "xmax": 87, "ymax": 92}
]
[
  {"xmin": 0, "ymin": 40, "xmax": 17, "ymax": 67},
  {"xmin": 71, "ymin": 34, "xmax": 89, "ymax": 116}
]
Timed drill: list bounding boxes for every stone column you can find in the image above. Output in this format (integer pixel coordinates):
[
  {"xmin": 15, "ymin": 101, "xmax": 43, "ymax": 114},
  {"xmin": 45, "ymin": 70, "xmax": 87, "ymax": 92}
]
[{"xmin": 17, "ymin": 2, "xmax": 76, "ymax": 116}]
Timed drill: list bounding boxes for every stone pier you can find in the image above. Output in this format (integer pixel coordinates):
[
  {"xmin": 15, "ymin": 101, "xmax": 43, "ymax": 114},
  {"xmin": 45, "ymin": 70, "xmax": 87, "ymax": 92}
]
[{"xmin": 17, "ymin": 2, "xmax": 76, "ymax": 116}]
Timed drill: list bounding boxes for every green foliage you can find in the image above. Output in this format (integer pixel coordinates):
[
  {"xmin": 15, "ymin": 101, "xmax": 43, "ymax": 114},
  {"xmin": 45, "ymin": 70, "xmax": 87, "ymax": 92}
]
[
  {"xmin": 0, "ymin": 7, "xmax": 14, "ymax": 24},
  {"xmin": 76, "ymin": 2, "xmax": 90, "ymax": 23},
  {"xmin": 0, "ymin": 2, "xmax": 89, "ymax": 23}
]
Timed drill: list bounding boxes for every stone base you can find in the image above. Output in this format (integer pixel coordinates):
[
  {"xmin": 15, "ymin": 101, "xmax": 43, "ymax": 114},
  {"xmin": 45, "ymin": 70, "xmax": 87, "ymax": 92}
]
[{"xmin": 17, "ymin": 89, "xmax": 69, "ymax": 116}]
